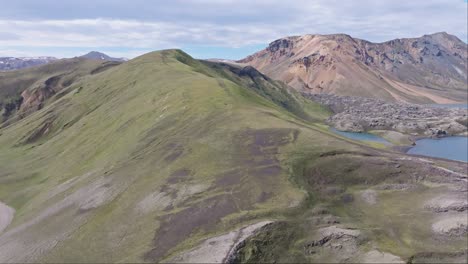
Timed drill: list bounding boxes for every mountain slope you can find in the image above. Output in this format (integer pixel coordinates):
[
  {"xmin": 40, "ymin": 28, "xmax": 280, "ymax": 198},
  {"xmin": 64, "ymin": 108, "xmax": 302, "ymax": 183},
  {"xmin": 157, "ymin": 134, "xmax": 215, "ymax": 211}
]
[
  {"xmin": 239, "ymin": 32, "xmax": 468, "ymax": 103},
  {"xmin": 0, "ymin": 58, "xmax": 121, "ymax": 125},
  {"xmin": 0, "ymin": 50, "xmax": 466, "ymax": 263},
  {"xmin": 0, "ymin": 57, "xmax": 57, "ymax": 71}
]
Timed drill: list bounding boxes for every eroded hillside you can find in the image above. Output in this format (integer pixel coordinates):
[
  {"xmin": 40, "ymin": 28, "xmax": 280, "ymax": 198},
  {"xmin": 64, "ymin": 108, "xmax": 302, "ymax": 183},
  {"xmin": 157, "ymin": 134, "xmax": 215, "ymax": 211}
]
[{"xmin": 0, "ymin": 58, "xmax": 121, "ymax": 125}]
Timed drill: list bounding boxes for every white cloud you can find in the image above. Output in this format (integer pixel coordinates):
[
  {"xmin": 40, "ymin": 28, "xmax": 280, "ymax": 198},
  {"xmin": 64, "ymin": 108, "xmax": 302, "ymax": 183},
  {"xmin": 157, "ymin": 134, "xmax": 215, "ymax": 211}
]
[{"xmin": 0, "ymin": 0, "xmax": 466, "ymax": 58}]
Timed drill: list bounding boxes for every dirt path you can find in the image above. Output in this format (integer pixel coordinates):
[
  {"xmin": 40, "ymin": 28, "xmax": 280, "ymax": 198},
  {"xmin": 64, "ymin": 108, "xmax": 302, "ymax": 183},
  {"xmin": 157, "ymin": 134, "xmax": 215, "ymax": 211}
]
[{"xmin": 0, "ymin": 201, "xmax": 15, "ymax": 233}]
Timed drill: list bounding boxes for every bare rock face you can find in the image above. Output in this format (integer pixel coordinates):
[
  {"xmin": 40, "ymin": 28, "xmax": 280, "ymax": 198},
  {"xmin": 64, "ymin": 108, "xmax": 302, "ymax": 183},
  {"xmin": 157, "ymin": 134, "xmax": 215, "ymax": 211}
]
[
  {"xmin": 304, "ymin": 226, "xmax": 364, "ymax": 261},
  {"xmin": 425, "ymin": 194, "xmax": 468, "ymax": 213},
  {"xmin": 239, "ymin": 32, "xmax": 467, "ymax": 103},
  {"xmin": 20, "ymin": 85, "xmax": 56, "ymax": 114},
  {"xmin": 17, "ymin": 74, "xmax": 67, "ymax": 117},
  {"xmin": 432, "ymin": 214, "xmax": 468, "ymax": 237}
]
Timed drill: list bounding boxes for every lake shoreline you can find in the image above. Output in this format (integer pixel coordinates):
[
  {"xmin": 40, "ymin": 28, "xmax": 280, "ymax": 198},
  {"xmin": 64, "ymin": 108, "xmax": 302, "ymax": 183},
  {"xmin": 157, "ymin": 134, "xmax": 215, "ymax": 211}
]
[
  {"xmin": 330, "ymin": 127, "xmax": 468, "ymax": 163},
  {"xmin": 309, "ymin": 94, "xmax": 468, "ymax": 139}
]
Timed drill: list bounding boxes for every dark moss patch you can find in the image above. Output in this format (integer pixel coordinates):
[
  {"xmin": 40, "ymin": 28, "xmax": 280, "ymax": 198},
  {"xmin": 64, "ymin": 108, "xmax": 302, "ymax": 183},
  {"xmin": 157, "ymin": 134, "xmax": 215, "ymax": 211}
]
[
  {"xmin": 214, "ymin": 128, "xmax": 298, "ymax": 190},
  {"xmin": 22, "ymin": 117, "xmax": 56, "ymax": 144},
  {"xmin": 408, "ymin": 250, "xmax": 468, "ymax": 264},
  {"xmin": 164, "ymin": 143, "xmax": 185, "ymax": 163},
  {"xmin": 167, "ymin": 168, "xmax": 192, "ymax": 184},
  {"xmin": 256, "ymin": 191, "xmax": 273, "ymax": 203},
  {"xmin": 90, "ymin": 61, "xmax": 121, "ymax": 75},
  {"xmin": 144, "ymin": 194, "xmax": 239, "ymax": 262},
  {"xmin": 215, "ymin": 169, "xmax": 243, "ymax": 187}
]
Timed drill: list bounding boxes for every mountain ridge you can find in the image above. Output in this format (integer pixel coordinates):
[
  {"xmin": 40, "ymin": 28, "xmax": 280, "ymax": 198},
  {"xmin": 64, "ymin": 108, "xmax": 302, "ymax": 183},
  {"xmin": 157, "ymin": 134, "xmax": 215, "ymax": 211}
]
[
  {"xmin": 238, "ymin": 32, "xmax": 468, "ymax": 103},
  {"xmin": 0, "ymin": 57, "xmax": 58, "ymax": 71},
  {"xmin": 0, "ymin": 52, "xmax": 127, "ymax": 72},
  {"xmin": 0, "ymin": 57, "xmax": 122, "ymax": 125},
  {"xmin": 0, "ymin": 49, "xmax": 466, "ymax": 263}
]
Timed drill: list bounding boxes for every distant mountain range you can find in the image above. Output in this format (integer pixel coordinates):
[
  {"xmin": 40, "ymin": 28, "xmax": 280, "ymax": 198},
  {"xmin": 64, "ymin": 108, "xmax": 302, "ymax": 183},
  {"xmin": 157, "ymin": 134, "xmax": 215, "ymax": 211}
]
[
  {"xmin": 239, "ymin": 32, "xmax": 467, "ymax": 103},
  {"xmin": 0, "ymin": 57, "xmax": 58, "ymax": 71},
  {"xmin": 0, "ymin": 51, "xmax": 127, "ymax": 71},
  {"xmin": 3, "ymin": 33, "xmax": 466, "ymax": 104}
]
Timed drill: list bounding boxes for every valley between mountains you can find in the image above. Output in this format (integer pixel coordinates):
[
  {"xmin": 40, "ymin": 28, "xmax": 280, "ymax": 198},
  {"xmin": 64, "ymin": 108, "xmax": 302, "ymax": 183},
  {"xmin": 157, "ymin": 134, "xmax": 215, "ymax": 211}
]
[{"xmin": 0, "ymin": 37, "xmax": 466, "ymax": 263}]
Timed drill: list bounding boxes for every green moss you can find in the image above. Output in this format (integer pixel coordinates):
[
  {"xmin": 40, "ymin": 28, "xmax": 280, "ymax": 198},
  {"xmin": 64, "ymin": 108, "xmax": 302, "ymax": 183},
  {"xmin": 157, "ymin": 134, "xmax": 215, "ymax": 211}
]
[
  {"xmin": 231, "ymin": 222, "xmax": 308, "ymax": 263},
  {"xmin": 0, "ymin": 50, "xmax": 461, "ymax": 263}
]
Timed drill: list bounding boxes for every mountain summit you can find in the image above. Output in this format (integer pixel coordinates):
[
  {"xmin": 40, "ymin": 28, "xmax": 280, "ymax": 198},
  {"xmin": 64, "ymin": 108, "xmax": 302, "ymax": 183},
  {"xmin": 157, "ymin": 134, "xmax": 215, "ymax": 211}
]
[
  {"xmin": 239, "ymin": 32, "xmax": 467, "ymax": 103},
  {"xmin": 80, "ymin": 51, "xmax": 127, "ymax": 62}
]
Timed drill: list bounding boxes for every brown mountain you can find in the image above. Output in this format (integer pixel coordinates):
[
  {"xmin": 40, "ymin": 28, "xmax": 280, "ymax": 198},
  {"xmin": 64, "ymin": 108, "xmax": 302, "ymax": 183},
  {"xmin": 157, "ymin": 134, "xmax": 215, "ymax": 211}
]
[{"xmin": 238, "ymin": 32, "xmax": 467, "ymax": 103}]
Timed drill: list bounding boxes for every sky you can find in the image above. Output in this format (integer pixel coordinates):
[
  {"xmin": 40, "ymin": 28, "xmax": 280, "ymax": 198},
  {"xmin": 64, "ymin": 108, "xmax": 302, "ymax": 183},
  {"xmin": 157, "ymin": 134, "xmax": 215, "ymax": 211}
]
[{"xmin": 0, "ymin": 0, "xmax": 467, "ymax": 60}]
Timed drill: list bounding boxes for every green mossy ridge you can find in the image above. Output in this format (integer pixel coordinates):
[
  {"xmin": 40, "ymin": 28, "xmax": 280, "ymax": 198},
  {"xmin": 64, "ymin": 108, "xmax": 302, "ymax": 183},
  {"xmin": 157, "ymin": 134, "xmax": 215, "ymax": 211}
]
[
  {"xmin": 0, "ymin": 49, "xmax": 333, "ymax": 262},
  {"xmin": 234, "ymin": 149, "xmax": 467, "ymax": 262},
  {"xmin": 0, "ymin": 50, "xmax": 465, "ymax": 263}
]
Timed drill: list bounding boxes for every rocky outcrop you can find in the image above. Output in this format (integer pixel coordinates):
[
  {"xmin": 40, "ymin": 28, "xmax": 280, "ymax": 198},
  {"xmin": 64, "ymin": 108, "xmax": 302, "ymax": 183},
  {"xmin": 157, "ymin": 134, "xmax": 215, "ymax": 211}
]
[
  {"xmin": 308, "ymin": 93, "xmax": 467, "ymax": 137},
  {"xmin": 304, "ymin": 226, "xmax": 363, "ymax": 261},
  {"xmin": 425, "ymin": 194, "xmax": 468, "ymax": 213},
  {"xmin": 239, "ymin": 32, "xmax": 467, "ymax": 103},
  {"xmin": 432, "ymin": 214, "xmax": 467, "ymax": 237},
  {"xmin": 19, "ymin": 83, "xmax": 56, "ymax": 115}
]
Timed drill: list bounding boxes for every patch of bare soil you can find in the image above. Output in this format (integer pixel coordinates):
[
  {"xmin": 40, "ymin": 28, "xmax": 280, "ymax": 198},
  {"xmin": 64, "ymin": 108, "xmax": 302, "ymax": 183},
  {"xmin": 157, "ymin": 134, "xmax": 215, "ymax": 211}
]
[
  {"xmin": 425, "ymin": 194, "xmax": 468, "ymax": 213},
  {"xmin": 167, "ymin": 221, "xmax": 272, "ymax": 263},
  {"xmin": 432, "ymin": 213, "xmax": 468, "ymax": 237},
  {"xmin": 360, "ymin": 250, "xmax": 404, "ymax": 263},
  {"xmin": 0, "ymin": 173, "xmax": 127, "ymax": 263},
  {"xmin": 0, "ymin": 202, "xmax": 14, "ymax": 234},
  {"xmin": 361, "ymin": 190, "xmax": 378, "ymax": 205}
]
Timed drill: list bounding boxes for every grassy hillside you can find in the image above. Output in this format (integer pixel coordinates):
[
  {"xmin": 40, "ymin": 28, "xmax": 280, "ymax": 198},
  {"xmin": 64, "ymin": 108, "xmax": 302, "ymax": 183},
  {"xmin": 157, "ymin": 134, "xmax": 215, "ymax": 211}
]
[
  {"xmin": 0, "ymin": 58, "xmax": 120, "ymax": 125},
  {"xmin": 0, "ymin": 50, "xmax": 465, "ymax": 263}
]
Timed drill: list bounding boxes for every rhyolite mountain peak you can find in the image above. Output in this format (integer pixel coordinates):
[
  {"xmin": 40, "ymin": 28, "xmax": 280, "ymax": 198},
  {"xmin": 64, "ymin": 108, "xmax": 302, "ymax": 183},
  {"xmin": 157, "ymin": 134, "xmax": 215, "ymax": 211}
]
[{"xmin": 238, "ymin": 32, "xmax": 467, "ymax": 104}]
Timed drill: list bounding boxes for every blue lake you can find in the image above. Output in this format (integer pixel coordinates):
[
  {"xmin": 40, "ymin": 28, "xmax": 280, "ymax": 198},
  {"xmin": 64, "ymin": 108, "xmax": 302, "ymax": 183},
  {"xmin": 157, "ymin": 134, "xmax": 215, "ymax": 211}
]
[
  {"xmin": 331, "ymin": 128, "xmax": 467, "ymax": 162},
  {"xmin": 407, "ymin": 137, "xmax": 468, "ymax": 162},
  {"xmin": 428, "ymin": 104, "xmax": 468, "ymax": 109},
  {"xmin": 330, "ymin": 128, "xmax": 390, "ymax": 145}
]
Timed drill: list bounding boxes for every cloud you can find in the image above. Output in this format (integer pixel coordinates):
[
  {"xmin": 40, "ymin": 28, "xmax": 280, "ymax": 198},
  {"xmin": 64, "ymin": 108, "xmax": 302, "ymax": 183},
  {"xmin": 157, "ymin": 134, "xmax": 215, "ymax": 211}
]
[{"xmin": 0, "ymin": 0, "xmax": 466, "ymax": 58}]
